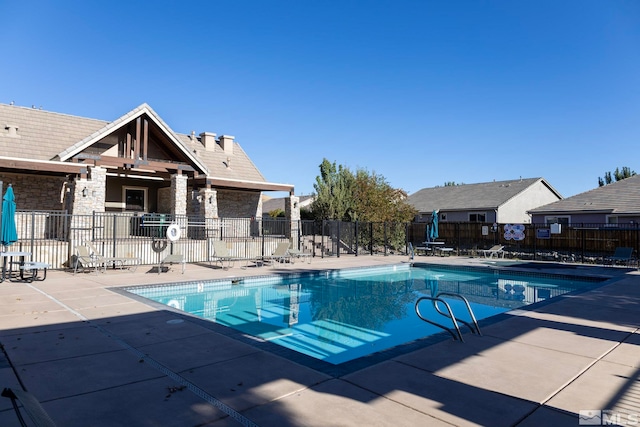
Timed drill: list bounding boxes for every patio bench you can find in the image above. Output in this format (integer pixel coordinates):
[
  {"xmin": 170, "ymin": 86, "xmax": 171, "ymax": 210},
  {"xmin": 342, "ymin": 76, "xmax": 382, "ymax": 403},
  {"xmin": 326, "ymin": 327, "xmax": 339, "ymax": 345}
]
[
  {"xmin": 19, "ymin": 262, "xmax": 51, "ymax": 282},
  {"xmin": 414, "ymin": 246, "xmax": 431, "ymax": 256},
  {"xmin": 434, "ymin": 247, "xmax": 454, "ymax": 257}
]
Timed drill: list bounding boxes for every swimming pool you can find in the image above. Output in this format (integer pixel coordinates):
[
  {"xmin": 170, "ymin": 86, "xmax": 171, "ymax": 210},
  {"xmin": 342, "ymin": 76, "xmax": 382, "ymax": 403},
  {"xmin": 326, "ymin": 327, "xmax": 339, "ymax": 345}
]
[{"xmin": 125, "ymin": 264, "xmax": 602, "ymax": 365}]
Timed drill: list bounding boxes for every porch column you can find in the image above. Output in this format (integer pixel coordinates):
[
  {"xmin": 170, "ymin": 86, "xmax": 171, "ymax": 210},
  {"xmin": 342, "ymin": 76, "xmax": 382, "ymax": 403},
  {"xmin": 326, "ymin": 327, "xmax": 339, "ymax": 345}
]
[
  {"xmin": 72, "ymin": 166, "xmax": 106, "ymax": 215},
  {"xmin": 170, "ymin": 174, "xmax": 188, "ymax": 216},
  {"xmin": 285, "ymin": 195, "xmax": 300, "ymax": 245},
  {"xmin": 199, "ymin": 188, "xmax": 218, "ymax": 219}
]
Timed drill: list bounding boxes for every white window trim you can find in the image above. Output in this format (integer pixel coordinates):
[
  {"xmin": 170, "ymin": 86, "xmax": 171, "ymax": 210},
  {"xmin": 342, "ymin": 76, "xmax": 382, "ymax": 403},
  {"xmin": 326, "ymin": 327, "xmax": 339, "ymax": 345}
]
[
  {"xmin": 544, "ymin": 215, "xmax": 571, "ymax": 226},
  {"xmin": 123, "ymin": 186, "xmax": 148, "ymax": 213}
]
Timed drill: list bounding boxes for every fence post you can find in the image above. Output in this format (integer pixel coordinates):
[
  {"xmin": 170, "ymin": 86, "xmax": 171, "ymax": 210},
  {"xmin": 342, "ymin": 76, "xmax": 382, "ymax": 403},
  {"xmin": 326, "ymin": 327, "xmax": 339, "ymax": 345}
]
[
  {"xmin": 112, "ymin": 214, "xmax": 118, "ymax": 258},
  {"xmin": 369, "ymin": 223, "xmax": 373, "ymax": 255},
  {"xmin": 405, "ymin": 222, "xmax": 409, "ymax": 255},
  {"xmin": 533, "ymin": 223, "xmax": 537, "ymax": 260},
  {"xmin": 30, "ymin": 211, "xmax": 35, "ymax": 255},
  {"xmin": 261, "ymin": 219, "xmax": 265, "ymax": 258},
  {"xmin": 384, "ymin": 222, "xmax": 388, "ymax": 256},
  {"xmin": 337, "ymin": 221, "xmax": 341, "ymax": 258},
  {"xmin": 355, "ymin": 221, "xmax": 359, "ymax": 256}
]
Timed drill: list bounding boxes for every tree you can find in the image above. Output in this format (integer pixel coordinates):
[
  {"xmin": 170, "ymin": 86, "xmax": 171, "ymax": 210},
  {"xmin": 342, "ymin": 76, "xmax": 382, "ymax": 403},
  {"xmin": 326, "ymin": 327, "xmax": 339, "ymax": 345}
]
[
  {"xmin": 310, "ymin": 159, "xmax": 416, "ymax": 223},
  {"xmin": 267, "ymin": 208, "xmax": 285, "ymax": 218},
  {"xmin": 598, "ymin": 167, "xmax": 636, "ymax": 187},
  {"xmin": 352, "ymin": 169, "xmax": 415, "ymax": 223},
  {"xmin": 311, "ymin": 159, "xmax": 355, "ymax": 220}
]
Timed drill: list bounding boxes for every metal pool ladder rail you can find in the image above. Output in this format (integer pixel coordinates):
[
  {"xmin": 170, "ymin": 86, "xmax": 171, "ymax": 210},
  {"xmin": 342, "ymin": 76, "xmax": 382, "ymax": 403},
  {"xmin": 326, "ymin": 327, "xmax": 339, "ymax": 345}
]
[{"xmin": 415, "ymin": 292, "xmax": 482, "ymax": 343}]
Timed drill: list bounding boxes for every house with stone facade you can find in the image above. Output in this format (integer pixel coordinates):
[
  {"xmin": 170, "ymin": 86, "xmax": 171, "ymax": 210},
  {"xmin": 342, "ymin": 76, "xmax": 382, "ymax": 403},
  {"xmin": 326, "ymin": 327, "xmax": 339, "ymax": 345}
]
[
  {"xmin": 0, "ymin": 102, "xmax": 299, "ymax": 221},
  {"xmin": 0, "ymin": 103, "xmax": 303, "ymax": 267}
]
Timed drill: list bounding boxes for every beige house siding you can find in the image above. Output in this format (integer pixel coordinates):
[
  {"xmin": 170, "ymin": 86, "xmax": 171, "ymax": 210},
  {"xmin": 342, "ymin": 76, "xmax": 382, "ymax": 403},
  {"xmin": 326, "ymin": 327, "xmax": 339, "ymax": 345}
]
[{"xmin": 499, "ymin": 181, "xmax": 562, "ymax": 224}]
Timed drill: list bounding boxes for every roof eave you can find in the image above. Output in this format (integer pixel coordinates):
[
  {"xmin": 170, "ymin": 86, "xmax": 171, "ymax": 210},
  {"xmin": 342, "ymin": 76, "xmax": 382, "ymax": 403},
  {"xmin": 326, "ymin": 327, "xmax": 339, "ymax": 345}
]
[{"xmin": 207, "ymin": 177, "xmax": 294, "ymax": 193}]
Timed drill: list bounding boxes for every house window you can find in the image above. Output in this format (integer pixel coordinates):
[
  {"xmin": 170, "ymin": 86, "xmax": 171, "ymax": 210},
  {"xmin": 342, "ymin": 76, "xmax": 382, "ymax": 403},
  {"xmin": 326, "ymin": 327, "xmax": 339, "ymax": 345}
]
[
  {"xmin": 469, "ymin": 213, "xmax": 486, "ymax": 222},
  {"xmin": 124, "ymin": 187, "xmax": 147, "ymax": 212},
  {"xmin": 545, "ymin": 216, "xmax": 570, "ymax": 227},
  {"xmin": 606, "ymin": 216, "xmax": 618, "ymax": 225}
]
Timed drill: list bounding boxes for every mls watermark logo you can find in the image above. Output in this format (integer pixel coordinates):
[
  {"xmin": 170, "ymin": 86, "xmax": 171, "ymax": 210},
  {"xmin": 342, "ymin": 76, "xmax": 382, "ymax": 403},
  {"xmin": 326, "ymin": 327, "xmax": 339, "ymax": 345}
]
[
  {"xmin": 579, "ymin": 410, "xmax": 639, "ymax": 425},
  {"xmin": 580, "ymin": 410, "xmax": 602, "ymax": 425}
]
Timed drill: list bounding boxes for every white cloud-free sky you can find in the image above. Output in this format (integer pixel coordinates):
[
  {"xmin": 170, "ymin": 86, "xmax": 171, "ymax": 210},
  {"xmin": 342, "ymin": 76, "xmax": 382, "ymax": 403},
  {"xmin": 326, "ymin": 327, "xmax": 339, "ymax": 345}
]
[{"xmin": 2, "ymin": 1, "xmax": 639, "ymax": 198}]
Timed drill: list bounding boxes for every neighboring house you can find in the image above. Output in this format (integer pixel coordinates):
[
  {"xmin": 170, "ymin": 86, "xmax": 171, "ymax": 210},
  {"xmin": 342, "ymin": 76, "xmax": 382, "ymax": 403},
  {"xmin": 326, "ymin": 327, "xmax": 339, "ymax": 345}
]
[
  {"xmin": 0, "ymin": 103, "xmax": 299, "ymax": 220},
  {"xmin": 529, "ymin": 174, "xmax": 640, "ymax": 226},
  {"xmin": 407, "ymin": 178, "xmax": 562, "ymax": 224},
  {"xmin": 262, "ymin": 195, "xmax": 314, "ymax": 218}
]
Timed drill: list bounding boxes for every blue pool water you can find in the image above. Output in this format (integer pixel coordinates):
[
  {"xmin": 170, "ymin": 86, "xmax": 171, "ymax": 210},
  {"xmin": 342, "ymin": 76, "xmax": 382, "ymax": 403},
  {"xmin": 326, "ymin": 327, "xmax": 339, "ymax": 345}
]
[{"xmin": 125, "ymin": 264, "xmax": 600, "ymax": 365}]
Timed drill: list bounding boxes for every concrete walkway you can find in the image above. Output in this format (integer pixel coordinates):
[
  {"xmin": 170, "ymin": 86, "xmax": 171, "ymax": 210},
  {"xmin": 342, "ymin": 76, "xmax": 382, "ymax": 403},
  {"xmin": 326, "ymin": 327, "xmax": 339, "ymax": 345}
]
[{"xmin": 0, "ymin": 256, "xmax": 638, "ymax": 426}]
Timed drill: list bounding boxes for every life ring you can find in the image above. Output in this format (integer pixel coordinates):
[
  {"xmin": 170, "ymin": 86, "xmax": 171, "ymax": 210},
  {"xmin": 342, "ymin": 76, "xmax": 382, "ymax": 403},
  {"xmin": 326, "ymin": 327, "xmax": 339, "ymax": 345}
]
[
  {"xmin": 152, "ymin": 239, "xmax": 168, "ymax": 253},
  {"xmin": 166, "ymin": 223, "xmax": 181, "ymax": 242}
]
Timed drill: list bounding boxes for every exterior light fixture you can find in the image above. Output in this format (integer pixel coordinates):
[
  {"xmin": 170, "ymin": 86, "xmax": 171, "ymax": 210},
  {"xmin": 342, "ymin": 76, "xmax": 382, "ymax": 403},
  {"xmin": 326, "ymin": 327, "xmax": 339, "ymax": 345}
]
[{"xmin": 82, "ymin": 187, "xmax": 88, "ymax": 197}]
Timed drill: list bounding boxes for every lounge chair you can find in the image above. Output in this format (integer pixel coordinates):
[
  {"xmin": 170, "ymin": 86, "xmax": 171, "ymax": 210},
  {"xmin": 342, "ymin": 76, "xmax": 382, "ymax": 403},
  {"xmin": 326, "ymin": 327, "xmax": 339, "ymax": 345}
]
[
  {"xmin": 159, "ymin": 253, "xmax": 185, "ymax": 274},
  {"xmin": 85, "ymin": 241, "xmax": 141, "ymax": 272},
  {"xmin": 480, "ymin": 245, "xmax": 505, "ymax": 259},
  {"xmin": 288, "ymin": 247, "xmax": 312, "ymax": 264},
  {"xmin": 263, "ymin": 242, "xmax": 292, "ymax": 266},
  {"xmin": 210, "ymin": 241, "xmax": 257, "ymax": 269},
  {"xmin": 74, "ymin": 244, "xmax": 105, "ymax": 274},
  {"xmin": 605, "ymin": 247, "xmax": 634, "ymax": 267}
]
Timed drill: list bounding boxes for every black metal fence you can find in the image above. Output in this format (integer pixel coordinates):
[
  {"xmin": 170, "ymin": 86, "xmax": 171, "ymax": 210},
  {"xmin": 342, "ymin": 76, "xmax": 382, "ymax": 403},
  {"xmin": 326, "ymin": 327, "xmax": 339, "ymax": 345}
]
[{"xmin": 8, "ymin": 211, "xmax": 640, "ymax": 270}]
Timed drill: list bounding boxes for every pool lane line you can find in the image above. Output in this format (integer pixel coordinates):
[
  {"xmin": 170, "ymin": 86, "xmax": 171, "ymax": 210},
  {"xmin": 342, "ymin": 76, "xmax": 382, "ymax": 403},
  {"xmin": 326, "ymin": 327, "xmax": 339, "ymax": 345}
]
[{"xmin": 24, "ymin": 282, "xmax": 260, "ymax": 427}]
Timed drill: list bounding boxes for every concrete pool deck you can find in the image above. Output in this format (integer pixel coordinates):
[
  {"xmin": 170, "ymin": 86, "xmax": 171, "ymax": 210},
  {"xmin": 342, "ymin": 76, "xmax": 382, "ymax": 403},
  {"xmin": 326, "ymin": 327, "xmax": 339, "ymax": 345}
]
[{"xmin": 0, "ymin": 255, "xmax": 638, "ymax": 426}]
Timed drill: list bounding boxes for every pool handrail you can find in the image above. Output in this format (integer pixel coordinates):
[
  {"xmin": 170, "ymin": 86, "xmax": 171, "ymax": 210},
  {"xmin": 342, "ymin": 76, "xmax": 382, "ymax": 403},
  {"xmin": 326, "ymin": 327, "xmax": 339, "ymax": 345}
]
[
  {"xmin": 432, "ymin": 292, "xmax": 482, "ymax": 336},
  {"xmin": 415, "ymin": 296, "xmax": 464, "ymax": 342}
]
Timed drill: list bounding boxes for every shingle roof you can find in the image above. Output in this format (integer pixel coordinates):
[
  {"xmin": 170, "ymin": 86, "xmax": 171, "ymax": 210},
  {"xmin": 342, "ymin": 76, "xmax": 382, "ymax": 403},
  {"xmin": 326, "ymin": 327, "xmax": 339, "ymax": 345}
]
[
  {"xmin": 407, "ymin": 178, "xmax": 556, "ymax": 213},
  {"xmin": 529, "ymin": 174, "xmax": 640, "ymax": 215},
  {"xmin": 0, "ymin": 103, "xmax": 291, "ymax": 189},
  {"xmin": 0, "ymin": 104, "xmax": 106, "ymax": 161}
]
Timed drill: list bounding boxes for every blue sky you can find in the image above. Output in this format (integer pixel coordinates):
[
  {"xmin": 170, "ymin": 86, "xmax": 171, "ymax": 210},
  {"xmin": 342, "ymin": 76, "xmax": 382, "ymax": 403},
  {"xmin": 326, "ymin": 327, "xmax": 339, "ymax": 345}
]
[{"xmin": 2, "ymin": 1, "xmax": 639, "ymax": 198}]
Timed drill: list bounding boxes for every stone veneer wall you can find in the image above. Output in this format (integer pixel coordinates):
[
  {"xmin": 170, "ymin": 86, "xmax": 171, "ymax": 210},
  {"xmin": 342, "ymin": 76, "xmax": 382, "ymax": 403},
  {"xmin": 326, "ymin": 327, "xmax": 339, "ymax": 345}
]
[
  {"xmin": 285, "ymin": 196, "xmax": 300, "ymax": 241},
  {"xmin": 216, "ymin": 189, "xmax": 261, "ymax": 218},
  {"xmin": 0, "ymin": 173, "xmax": 69, "ymax": 211},
  {"xmin": 73, "ymin": 167, "xmax": 106, "ymax": 215}
]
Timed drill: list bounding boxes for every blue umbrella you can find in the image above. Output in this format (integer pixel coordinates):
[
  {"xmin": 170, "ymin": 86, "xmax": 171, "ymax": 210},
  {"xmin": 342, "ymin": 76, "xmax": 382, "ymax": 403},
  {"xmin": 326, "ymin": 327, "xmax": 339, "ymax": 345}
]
[
  {"xmin": 1, "ymin": 185, "xmax": 17, "ymax": 247},
  {"xmin": 430, "ymin": 210, "xmax": 439, "ymax": 241}
]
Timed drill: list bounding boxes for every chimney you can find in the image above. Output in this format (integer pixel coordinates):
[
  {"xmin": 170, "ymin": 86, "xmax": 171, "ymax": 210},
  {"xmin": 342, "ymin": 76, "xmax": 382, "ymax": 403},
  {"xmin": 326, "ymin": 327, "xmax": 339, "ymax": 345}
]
[
  {"xmin": 199, "ymin": 132, "xmax": 217, "ymax": 152},
  {"xmin": 219, "ymin": 135, "xmax": 234, "ymax": 155},
  {"xmin": 4, "ymin": 125, "xmax": 19, "ymax": 138}
]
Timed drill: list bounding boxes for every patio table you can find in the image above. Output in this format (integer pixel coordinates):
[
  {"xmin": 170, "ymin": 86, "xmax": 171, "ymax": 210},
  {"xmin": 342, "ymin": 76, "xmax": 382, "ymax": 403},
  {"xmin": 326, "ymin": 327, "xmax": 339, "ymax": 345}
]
[{"xmin": 0, "ymin": 251, "xmax": 32, "ymax": 282}]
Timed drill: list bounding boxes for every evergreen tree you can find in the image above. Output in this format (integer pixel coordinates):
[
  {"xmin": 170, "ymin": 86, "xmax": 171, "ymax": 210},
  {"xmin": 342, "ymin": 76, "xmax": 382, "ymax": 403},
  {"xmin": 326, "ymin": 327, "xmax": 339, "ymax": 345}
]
[{"xmin": 598, "ymin": 167, "xmax": 635, "ymax": 187}]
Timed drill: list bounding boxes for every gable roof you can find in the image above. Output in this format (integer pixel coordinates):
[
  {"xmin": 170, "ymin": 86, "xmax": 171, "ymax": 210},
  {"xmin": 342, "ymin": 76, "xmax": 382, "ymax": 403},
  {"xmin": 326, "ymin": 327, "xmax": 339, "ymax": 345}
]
[
  {"xmin": 0, "ymin": 103, "xmax": 293, "ymax": 192},
  {"xmin": 57, "ymin": 103, "xmax": 209, "ymax": 175},
  {"xmin": 407, "ymin": 178, "xmax": 560, "ymax": 213},
  {"xmin": 529, "ymin": 174, "xmax": 640, "ymax": 215}
]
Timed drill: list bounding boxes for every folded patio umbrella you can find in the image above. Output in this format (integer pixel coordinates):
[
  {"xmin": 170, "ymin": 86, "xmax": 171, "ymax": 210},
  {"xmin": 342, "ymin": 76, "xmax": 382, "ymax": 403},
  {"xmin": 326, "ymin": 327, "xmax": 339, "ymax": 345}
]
[
  {"xmin": 430, "ymin": 210, "xmax": 439, "ymax": 241},
  {"xmin": 1, "ymin": 185, "xmax": 17, "ymax": 248}
]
